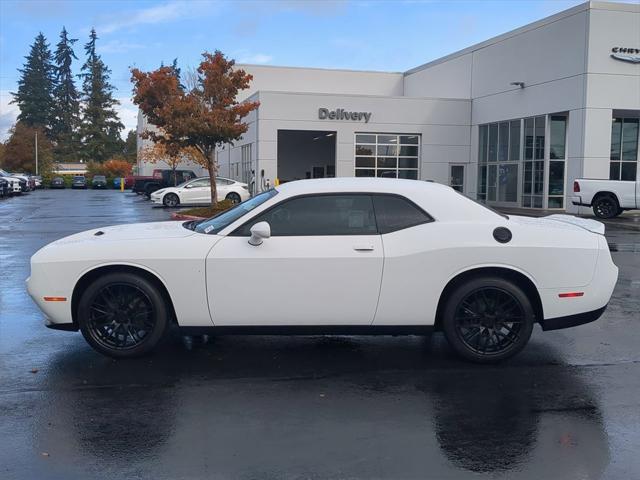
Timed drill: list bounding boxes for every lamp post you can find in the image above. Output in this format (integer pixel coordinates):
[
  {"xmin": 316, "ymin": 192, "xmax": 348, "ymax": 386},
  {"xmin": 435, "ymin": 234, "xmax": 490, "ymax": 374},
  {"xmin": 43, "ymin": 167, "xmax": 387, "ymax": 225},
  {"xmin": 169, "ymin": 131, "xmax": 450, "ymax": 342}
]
[{"xmin": 35, "ymin": 131, "xmax": 38, "ymax": 175}]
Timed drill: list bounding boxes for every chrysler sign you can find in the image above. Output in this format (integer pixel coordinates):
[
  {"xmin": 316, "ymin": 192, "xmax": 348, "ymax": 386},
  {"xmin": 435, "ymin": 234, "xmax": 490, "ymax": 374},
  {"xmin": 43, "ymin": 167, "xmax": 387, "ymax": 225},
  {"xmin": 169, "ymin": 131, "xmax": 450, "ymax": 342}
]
[
  {"xmin": 611, "ymin": 47, "xmax": 640, "ymax": 63},
  {"xmin": 319, "ymin": 108, "xmax": 372, "ymax": 123}
]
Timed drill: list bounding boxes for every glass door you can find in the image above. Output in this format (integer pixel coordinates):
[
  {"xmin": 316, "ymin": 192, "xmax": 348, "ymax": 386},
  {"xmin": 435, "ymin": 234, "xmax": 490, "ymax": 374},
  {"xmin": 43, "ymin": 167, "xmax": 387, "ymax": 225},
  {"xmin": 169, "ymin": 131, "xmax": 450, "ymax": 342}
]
[{"xmin": 450, "ymin": 165, "xmax": 465, "ymax": 192}]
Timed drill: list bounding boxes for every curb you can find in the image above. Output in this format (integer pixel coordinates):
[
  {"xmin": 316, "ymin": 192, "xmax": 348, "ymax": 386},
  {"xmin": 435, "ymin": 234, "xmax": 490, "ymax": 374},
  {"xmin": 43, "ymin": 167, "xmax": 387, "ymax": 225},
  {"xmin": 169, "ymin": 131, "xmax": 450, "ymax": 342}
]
[{"xmin": 170, "ymin": 212, "xmax": 205, "ymax": 221}]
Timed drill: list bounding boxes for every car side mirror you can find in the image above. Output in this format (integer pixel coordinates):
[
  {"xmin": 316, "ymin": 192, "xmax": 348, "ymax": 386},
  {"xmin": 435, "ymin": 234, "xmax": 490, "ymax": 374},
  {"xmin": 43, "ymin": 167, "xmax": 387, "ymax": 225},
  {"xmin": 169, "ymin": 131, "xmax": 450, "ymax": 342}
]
[{"xmin": 248, "ymin": 221, "xmax": 271, "ymax": 246}]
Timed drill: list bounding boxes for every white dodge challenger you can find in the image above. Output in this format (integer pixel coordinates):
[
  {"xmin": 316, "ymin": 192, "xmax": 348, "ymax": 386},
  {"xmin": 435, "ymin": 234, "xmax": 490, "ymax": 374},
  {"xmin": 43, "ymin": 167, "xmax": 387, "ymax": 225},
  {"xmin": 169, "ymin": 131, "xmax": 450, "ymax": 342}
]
[{"xmin": 27, "ymin": 178, "xmax": 618, "ymax": 362}]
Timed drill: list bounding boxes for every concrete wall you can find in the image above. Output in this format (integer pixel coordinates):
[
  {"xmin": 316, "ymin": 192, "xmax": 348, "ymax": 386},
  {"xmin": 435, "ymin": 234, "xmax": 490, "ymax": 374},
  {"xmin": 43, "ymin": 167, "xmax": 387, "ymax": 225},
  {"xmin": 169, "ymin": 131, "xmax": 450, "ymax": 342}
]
[
  {"xmin": 236, "ymin": 64, "xmax": 404, "ymax": 101},
  {"xmin": 237, "ymin": 91, "xmax": 471, "ymax": 192}
]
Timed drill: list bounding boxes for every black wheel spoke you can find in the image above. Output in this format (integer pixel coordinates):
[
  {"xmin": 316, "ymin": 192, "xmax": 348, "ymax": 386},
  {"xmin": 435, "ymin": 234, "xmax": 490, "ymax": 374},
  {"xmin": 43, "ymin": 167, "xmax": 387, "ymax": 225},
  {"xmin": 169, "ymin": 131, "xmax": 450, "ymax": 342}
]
[
  {"xmin": 87, "ymin": 282, "xmax": 155, "ymax": 351},
  {"xmin": 453, "ymin": 287, "xmax": 526, "ymax": 356}
]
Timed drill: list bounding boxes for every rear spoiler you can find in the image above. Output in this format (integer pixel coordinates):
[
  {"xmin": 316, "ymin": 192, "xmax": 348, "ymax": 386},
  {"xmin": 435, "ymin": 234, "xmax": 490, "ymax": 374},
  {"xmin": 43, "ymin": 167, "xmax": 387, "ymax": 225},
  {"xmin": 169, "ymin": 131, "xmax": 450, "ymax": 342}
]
[{"xmin": 545, "ymin": 214, "xmax": 605, "ymax": 235}]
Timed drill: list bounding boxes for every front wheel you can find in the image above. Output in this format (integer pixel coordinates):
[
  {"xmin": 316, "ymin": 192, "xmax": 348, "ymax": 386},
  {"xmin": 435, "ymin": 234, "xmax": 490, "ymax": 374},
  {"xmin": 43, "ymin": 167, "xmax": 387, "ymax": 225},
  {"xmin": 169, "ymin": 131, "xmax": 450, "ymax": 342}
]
[
  {"xmin": 226, "ymin": 192, "xmax": 241, "ymax": 204},
  {"xmin": 77, "ymin": 272, "xmax": 169, "ymax": 358},
  {"xmin": 593, "ymin": 195, "xmax": 620, "ymax": 219},
  {"xmin": 442, "ymin": 277, "xmax": 534, "ymax": 363},
  {"xmin": 163, "ymin": 193, "xmax": 180, "ymax": 207}
]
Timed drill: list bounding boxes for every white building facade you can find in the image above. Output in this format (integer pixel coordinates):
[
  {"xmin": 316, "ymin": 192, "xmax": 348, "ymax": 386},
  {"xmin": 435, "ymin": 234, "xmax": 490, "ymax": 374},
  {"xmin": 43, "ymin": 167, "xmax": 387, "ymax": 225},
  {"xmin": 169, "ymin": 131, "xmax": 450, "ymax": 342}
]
[{"xmin": 137, "ymin": 1, "xmax": 640, "ymax": 212}]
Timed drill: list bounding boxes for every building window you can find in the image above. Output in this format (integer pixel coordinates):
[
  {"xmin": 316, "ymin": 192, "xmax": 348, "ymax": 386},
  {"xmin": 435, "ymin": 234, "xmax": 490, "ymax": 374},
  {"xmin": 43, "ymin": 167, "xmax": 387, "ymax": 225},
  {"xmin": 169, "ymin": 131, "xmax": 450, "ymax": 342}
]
[
  {"xmin": 241, "ymin": 144, "xmax": 252, "ymax": 185},
  {"xmin": 610, "ymin": 117, "xmax": 639, "ymax": 181},
  {"xmin": 355, "ymin": 133, "xmax": 420, "ymax": 179},
  {"xmin": 522, "ymin": 116, "xmax": 545, "ymax": 208},
  {"xmin": 477, "ymin": 121, "xmax": 519, "ymax": 204},
  {"xmin": 548, "ymin": 115, "xmax": 567, "ymax": 208}
]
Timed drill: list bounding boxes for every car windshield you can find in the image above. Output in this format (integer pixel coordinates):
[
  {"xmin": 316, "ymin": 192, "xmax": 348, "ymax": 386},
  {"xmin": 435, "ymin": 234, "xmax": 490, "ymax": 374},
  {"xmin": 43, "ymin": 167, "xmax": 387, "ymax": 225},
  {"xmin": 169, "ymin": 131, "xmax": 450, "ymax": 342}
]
[
  {"xmin": 74, "ymin": 176, "xmax": 84, "ymax": 181},
  {"xmin": 192, "ymin": 189, "xmax": 278, "ymax": 234},
  {"xmin": 94, "ymin": 175, "xmax": 105, "ymax": 180}
]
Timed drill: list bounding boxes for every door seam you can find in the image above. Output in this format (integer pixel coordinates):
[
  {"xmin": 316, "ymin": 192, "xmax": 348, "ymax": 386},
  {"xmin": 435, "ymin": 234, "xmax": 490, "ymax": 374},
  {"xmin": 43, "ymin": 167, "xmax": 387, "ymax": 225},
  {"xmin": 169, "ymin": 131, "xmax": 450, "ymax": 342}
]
[{"xmin": 370, "ymin": 234, "xmax": 385, "ymax": 326}]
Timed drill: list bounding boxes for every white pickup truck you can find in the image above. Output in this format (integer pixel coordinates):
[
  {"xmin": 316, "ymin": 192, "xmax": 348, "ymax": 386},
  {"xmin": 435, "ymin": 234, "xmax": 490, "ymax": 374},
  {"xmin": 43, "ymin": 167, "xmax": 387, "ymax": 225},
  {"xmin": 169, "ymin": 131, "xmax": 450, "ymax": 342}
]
[{"xmin": 572, "ymin": 178, "xmax": 639, "ymax": 219}]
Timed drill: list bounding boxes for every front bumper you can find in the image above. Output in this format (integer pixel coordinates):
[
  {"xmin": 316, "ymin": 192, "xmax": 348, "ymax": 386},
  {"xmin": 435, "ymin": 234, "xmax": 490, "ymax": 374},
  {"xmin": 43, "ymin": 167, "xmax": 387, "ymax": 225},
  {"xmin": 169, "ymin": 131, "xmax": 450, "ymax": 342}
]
[{"xmin": 45, "ymin": 318, "xmax": 78, "ymax": 331}]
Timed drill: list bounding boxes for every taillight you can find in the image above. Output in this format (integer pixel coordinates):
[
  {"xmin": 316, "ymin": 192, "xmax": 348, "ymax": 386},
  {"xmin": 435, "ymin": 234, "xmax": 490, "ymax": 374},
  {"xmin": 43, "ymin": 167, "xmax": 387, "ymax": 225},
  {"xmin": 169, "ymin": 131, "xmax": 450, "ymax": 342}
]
[{"xmin": 573, "ymin": 181, "xmax": 580, "ymax": 193}]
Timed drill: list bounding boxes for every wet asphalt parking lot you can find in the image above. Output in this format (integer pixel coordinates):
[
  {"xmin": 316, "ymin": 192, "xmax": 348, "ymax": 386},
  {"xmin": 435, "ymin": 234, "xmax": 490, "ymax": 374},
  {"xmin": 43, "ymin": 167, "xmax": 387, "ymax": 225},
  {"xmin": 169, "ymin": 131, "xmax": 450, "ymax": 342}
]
[{"xmin": 0, "ymin": 189, "xmax": 639, "ymax": 480}]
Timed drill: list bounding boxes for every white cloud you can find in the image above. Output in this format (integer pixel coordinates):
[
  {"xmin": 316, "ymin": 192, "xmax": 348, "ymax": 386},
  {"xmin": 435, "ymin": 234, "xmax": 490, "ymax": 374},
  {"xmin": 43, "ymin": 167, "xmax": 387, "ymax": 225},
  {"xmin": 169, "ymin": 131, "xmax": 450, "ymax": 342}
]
[
  {"xmin": 0, "ymin": 91, "xmax": 19, "ymax": 141},
  {"xmin": 100, "ymin": 40, "xmax": 145, "ymax": 54},
  {"xmin": 98, "ymin": 0, "xmax": 218, "ymax": 34},
  {"xmin": 115, "ymin": 96, "xmax": 139, "ymax": 137}
]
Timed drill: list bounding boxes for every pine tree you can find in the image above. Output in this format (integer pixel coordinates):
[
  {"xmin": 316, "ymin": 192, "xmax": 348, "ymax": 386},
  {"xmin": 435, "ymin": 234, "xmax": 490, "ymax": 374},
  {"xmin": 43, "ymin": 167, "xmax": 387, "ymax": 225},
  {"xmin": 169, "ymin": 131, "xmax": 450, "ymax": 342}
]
[
  {"xmin": 122, "ymin": 130, "xmax": 138, "ymax": 162},
  {"xmin": 78, "ymin": 28, "xmax": 124, "ymax": 162},
  {"xmin": 52, "ymin": 27, "xmax": 81, "ymax": 161},
  {"xmin": 11, "ymin": 33, "xmax": 55, "ymax": 133}
]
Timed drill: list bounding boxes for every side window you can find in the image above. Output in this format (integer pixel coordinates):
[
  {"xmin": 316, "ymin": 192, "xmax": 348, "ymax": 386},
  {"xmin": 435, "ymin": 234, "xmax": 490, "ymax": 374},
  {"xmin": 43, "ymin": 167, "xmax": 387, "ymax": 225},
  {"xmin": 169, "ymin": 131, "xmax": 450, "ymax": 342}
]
[
  {"xmin": 373, "ymin": 195, "xmax": 433, "ymax": 234},
  {"xmin": 235, "ymin": 195, "xmax": 377, "ymax": 236},
  {"xmin": 216, "ymin": 178, "xmax": 233, "ymax": 186},
  {"xmin": 189, "ymin": 178, "xmax": 210, "ymax": 188}
]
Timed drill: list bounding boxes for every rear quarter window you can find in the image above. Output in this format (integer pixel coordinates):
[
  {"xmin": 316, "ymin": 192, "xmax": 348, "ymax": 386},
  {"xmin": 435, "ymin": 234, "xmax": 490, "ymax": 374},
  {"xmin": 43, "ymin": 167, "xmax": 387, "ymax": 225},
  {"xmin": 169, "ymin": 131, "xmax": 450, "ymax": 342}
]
[{"xmin": 373, "ymin": 194, "xmax": 433, "ymax": 234}]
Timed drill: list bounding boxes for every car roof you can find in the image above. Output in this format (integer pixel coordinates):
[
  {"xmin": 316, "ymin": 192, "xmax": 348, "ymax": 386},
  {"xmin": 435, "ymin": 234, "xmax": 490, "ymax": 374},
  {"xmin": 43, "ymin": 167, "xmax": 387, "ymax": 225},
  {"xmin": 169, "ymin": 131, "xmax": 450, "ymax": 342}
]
[{"xmin": 274, "ymin": 178, "xmax": 500, "ymax": 222}]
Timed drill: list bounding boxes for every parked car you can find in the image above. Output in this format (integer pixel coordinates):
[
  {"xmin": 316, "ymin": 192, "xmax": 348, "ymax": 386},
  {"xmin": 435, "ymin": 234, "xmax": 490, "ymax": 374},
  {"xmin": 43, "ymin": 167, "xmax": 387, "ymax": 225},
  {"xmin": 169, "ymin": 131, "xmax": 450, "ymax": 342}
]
[
  {"xmin": 0, "ymin": 169, "xmax": 23, "ymax": 195},
  {"xmin": 32, "ymin": 175, "xmax": 43, "ymax": 189},
  {"xmin": 50, "ymin": 177, "xmax": 66, "ymax": 189},
  {"xmin": 12, "ymin": 173, "xmax": 36, "ymax": 191},
  {"xmin": 1, "ymin": 170, "xmax": 31, "ymax": 192},
  {"xmin": 0, "ymin": 178, "xmax": 8, "ymax": 198},
  {"xmin": 27, "ymin": 178, "xmax": 618, "ymax": 362},
  {"xmin": 71, "ymin": 176, "xmax": 87, "ymax": 189},
  {"xmin": 11, "ymin": 172, "xmax": 35, "ymax": 191},
  {"xmin": 91, "ymin": 175, "xmax": 107, "ymax": 189},
  {"xmin": 132, "ymin": 169, "xmax": 197, "ymax": 197},
  {"xmin": 113, "ymin": 177, "xmax": 122, "ymax": 189},
  {"xmin": 150, "ymin": 176, "xmax": 250, "ymax": 207},
  {"xmin": 572, "ymin": 178, "xmax": 639, "ymax": 219}
]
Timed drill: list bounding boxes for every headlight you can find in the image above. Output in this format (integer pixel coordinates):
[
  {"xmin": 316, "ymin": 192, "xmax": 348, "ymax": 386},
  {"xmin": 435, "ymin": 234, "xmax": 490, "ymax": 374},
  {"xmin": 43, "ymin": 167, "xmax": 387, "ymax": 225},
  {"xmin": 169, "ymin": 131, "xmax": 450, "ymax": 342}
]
[{"xmin": 153, "ymin": 189, "xmax": 165, "ymax": 196}]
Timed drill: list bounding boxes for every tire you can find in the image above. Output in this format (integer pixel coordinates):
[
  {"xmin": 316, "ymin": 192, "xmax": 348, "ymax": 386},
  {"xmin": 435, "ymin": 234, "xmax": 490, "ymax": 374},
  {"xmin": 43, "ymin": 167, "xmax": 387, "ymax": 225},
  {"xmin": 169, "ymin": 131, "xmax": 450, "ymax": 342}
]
[
  {"xmin": 442, "ymin": 276, "xmax": 535, "ymax": 363},
  {"xmin": 163, "ymin": 193, "xmax": 180, "ymax": 207},
  {"xmin": 226, "ymin": 192, "xmax": 241, "ymax": 204},
  {"xmin": 592, "ymin": 194, "xmax": 620, "ymax": 219},
  {"xmin": 77, "ymin": 272, "xmax": 169, "ymax": 358}
]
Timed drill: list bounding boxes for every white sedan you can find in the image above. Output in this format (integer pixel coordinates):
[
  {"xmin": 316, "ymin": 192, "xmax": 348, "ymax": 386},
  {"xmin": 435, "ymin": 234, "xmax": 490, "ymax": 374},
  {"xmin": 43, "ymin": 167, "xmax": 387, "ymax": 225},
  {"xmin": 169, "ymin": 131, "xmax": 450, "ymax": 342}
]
[
  {"xmin": 27, "ymin": 178, "xmax": 618, "ymax": 362},
  {"xmin": 150, "ymin": 176, "xmax": 250, "ymax": 207}
]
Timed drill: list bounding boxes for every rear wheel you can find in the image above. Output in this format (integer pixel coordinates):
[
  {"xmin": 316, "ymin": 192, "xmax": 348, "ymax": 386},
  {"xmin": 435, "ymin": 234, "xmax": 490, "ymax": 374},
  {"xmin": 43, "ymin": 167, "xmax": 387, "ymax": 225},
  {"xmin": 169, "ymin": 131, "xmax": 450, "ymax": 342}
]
[
  {"xmin": 226, "ymin": 192, "xmax": 241, "ymax": 204},
  {"xmin": 78, "ymin": 272, "xmax": 169, "ymax": 358},
  {"xmin": 442, "ymin": 277, "xmax": 534, "ymax": 363},
  {"xmin": 593, "ymin": 194, "xmax": 620, "ymax": 219},
  {"xmin": 163, "ymin": 193, "xmax": 180, "ymax": 207}
]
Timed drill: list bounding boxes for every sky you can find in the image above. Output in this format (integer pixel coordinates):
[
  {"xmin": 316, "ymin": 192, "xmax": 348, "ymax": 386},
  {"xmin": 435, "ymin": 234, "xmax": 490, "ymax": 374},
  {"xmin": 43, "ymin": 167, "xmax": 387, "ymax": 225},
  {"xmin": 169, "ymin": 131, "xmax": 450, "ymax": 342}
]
[{"xmin": 0, "ymin": 0, "xmax": 632, "ymax": 141}]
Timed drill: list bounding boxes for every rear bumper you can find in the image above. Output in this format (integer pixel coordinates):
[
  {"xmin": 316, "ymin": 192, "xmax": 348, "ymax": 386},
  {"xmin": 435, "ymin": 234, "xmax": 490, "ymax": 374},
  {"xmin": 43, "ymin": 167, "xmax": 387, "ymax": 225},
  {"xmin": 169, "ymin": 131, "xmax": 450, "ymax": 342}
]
[
  {"xmin": 539, "ymin": 305, "xmax": 607, "ymax": 331},
  {"xmin": 571, "ymin": 196, "xmax": 590, "ymax": 207}
]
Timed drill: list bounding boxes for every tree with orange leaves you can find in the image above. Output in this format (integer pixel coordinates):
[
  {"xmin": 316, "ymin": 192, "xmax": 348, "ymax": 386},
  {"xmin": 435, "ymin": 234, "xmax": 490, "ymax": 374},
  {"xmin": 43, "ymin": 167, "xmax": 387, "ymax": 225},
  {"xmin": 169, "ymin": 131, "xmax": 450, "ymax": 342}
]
[{"xmin": 131, "ymin": 52, "xmax": 259, "ymax": 205}]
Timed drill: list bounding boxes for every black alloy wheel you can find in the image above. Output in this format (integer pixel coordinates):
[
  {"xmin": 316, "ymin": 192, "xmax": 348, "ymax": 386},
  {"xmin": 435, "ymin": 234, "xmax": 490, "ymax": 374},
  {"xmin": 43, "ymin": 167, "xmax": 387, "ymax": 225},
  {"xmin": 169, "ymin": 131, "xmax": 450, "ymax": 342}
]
[
  {"xmin": 78, "ymin": 272, "xmax": 168, "ymax": 358},
  {"xmin": 226, "ymin": 192, "xmax": 241, "ymax": 204},
  {"xmin": 443, "ymin": 277, "xmax": 534, "ymax": 363},
  {"xmin": 163, "ymin": 193, "xmax": 180, "ymax": 207},
  {"xmin": 593, "ymin": 195, "xmax": 620, "ymax": 219}
]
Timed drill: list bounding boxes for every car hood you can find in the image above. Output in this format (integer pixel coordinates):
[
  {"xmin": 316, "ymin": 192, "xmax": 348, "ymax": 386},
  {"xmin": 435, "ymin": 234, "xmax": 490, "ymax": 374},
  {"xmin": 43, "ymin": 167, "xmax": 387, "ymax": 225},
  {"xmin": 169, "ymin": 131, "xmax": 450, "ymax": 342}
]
[
  {"xmin": 50, "ymin": 221, "xmax": 196, "ymax": 247},
  {"xmin": 508, "ymin": 214, "xmax": 605, "ymax": 235}
]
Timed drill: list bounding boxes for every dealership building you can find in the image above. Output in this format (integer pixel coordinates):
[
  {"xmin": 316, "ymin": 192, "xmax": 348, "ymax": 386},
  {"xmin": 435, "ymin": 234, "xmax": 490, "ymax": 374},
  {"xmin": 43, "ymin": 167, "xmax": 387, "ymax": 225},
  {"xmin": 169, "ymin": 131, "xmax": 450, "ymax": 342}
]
[{"xmin": 137, "ymin": 1, "xmax": 639, "ymax": 212}]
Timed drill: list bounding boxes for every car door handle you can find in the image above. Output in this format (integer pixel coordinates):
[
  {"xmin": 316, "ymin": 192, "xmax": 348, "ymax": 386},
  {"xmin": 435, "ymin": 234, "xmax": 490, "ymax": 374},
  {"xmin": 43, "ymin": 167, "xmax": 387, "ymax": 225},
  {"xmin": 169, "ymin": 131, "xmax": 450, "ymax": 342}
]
[{"xmin": 353, "ymin": 245, "xmax": 375, "ymax": 252}]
